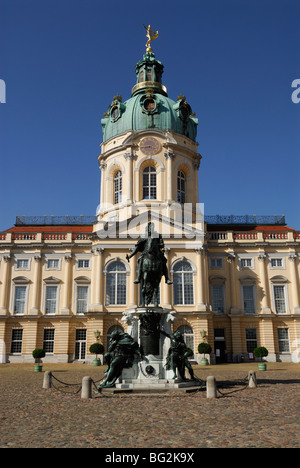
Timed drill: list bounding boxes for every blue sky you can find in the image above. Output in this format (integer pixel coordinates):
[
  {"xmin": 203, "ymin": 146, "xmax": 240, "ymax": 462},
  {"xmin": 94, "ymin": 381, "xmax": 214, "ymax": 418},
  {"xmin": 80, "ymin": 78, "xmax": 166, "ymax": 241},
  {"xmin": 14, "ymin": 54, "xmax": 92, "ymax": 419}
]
[{"xmin": 0, "ymin": 0, "xmax": 299, "ymax": 230}]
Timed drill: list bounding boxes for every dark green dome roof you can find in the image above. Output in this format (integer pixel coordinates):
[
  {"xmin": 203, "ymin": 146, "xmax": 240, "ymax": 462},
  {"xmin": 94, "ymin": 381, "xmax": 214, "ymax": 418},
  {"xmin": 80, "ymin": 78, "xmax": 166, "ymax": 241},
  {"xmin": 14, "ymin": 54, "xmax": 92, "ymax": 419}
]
[{"xmin": 101, "ymin": 52, "xmax": 198, "ymax": 143}]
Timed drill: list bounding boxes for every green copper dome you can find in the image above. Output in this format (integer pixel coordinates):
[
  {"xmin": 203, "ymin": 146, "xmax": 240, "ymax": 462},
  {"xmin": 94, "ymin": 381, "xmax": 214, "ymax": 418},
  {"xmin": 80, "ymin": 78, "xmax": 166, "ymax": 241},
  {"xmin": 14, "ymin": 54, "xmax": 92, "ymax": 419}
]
[{"xmin": 101, "ymin": 52, "xmax": 198, "ymax": 143}]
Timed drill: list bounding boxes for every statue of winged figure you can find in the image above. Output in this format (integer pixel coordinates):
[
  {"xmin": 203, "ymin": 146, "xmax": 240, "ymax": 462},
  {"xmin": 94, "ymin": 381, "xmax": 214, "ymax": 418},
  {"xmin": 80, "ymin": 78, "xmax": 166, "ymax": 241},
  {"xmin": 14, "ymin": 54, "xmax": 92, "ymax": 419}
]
[{"xmin": 143, "ymin": 24, "xmax": 158, "ymax": 52}]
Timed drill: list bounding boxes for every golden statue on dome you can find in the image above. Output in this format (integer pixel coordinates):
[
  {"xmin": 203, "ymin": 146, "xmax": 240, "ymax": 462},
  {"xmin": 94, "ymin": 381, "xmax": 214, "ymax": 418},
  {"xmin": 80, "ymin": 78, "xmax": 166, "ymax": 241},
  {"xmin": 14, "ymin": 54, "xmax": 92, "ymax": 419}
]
[{"xmin": 143, "ymin": 24, "xmax": 158, "ymax": 52}]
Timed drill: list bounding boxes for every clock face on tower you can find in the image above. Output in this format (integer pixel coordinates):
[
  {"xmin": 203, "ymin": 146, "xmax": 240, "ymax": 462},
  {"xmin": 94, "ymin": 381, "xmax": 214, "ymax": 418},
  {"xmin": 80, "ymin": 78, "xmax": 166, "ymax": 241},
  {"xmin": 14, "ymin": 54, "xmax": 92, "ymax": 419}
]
[{"xmin": 140, "ymin": 137, "xmax": 160, "ymax": 156}]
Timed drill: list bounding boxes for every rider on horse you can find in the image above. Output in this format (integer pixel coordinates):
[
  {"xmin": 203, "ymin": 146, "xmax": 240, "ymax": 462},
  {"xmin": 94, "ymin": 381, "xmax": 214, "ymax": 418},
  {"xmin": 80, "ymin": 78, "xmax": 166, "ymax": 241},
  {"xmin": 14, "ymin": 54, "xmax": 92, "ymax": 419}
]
[{"xmin": 126, "ymin": 222, "xmax": 172, "ymax": 285}]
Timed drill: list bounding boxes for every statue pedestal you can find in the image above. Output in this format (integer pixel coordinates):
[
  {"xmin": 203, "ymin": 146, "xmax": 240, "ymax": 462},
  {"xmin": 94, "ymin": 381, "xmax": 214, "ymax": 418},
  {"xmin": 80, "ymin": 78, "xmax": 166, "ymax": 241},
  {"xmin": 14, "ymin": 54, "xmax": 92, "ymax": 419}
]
[{"xmin": 117, "ymin": 307, "xmax": 201, "ymax": 391}]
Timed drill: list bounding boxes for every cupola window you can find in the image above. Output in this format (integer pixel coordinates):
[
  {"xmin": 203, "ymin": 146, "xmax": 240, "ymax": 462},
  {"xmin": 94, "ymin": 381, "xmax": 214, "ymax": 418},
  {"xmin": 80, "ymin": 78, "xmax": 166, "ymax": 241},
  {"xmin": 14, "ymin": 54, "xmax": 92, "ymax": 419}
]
[
  {"xmin": 143, "ymin": 166, "xmax": 156, "ymax": 199},
  {"xmin": 114, "ymin": 170, "xmax": 122, "ymax": 204},
  {"xmin": 177, "ymin": 171, "xmax": 186, "ymax": 203}
]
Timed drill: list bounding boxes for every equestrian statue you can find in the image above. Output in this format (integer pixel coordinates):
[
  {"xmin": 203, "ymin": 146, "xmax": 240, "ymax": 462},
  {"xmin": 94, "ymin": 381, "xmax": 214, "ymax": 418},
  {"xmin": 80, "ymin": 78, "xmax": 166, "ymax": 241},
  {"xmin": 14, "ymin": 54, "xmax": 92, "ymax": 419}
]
[{"xmin": 126, "ymin": 222, "xmax": 172, "ymax": 307}]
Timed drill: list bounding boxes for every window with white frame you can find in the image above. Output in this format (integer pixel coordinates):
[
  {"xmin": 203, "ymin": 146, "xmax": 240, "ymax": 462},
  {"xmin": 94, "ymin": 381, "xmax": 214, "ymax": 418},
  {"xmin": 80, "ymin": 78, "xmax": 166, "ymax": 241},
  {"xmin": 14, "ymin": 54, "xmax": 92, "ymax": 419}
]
[
  {"xmin": 78, "ymin": 259, "xmax": 90, "ymax": 269},
  {"xmin": 11, "ymin": 329, "xmax": 23, "ymax": 354},
  {"xmin": 143, "ymin": 166, "xmax": 157, "ymax": 200},
  {"xmin": 277, "ymin": 328, "xmax": 290, "ymax": 353},
  {"xmin": 114, "ymin": 170, "xmax": 122, "ymax": 204},
  {"xmin": 16, "ymin": 259, "xmax": 30, "ymax": 270},
  {"xmin": 43, "ymin": 329, "xmax": 55, "ymax": 353},
  {"xmin": 245, "ymin": 328, "xmax": 258, "ymax": 353},
  {"xmin": 76, "ymin": 286, "xmax": 89, "ymax": 314},
  {"xmin": 242, "ymin": 285, "xmax": 256, "ymax": 314},
  {"xmin": 106, "ymin": 261, "xmax": 127, "ymax": 305},
  {"xmin": 273, "ymin": 285, "xmax": 287, "ymax": 314},
  {"xmin": 46, "ymin": 259, "xmax": 60, "ymax": 270},
  {"xmin": 240, "ymin": 258, "xmax": 253, "ymax": 269},
  {"xmin": 210, "ymin": 284, "xmax": 225, "ymax": 314},
  {"xmin": 45, "ymin": 286, "xmax": 58, "ymax": 314},
  {"xmin": 14, "ymin": 286, "xmax": 27, "ymax": 315},
  {"xmin": 173, "ymin": 261, "xmax": 194, "ymax": 305},
  {"xmin": 270, "ymin": 258, "xmax": 284, "ymax": 269}
]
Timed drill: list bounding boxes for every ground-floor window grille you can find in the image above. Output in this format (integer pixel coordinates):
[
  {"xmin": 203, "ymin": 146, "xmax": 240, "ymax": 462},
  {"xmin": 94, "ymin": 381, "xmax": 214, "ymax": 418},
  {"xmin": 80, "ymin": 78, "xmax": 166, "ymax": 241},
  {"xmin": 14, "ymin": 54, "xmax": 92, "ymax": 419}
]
[
  {"xmin": 11, "ymin": 329, "xmax": 23, "ymax": 354},
  {"xmin": 278, "ymin": 328, "xmax": 290, "ymax": 353},
  {"xmin": 43, "ymin": 329, "xmax": 55, "ymax": 353},
  {"xmin": 245, "ymin": 328, "xmax": 258, "ymax": 353}
]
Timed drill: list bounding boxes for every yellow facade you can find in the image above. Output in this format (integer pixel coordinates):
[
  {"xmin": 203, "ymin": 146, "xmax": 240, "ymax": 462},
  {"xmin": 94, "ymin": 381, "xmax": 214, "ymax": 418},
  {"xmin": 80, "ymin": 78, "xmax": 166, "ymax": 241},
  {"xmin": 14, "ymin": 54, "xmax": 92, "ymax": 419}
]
[
  {"xmin": 1, "ymin": 46, "xmax": 300, "ymax": 366},
  {"xmin": 0, "ymin": 129, "xmax": 299, "ymax": 364}
]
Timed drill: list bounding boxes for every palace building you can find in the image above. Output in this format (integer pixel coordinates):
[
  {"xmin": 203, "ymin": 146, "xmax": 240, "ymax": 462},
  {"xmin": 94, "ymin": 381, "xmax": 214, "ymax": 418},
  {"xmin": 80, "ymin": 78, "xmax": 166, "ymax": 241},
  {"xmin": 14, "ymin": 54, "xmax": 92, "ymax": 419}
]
[{"xmin": 0, "ymin": 35, "xmax": 299, "ymax": 365}]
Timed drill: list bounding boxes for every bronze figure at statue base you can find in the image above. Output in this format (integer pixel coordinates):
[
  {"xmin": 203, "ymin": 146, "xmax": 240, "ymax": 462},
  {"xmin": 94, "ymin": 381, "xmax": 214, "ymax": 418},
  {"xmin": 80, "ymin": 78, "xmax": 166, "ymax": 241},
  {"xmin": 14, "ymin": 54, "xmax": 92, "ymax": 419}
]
[{"xmin": 98, "ymin": 223, "xmax": 202, "ymax": 393}]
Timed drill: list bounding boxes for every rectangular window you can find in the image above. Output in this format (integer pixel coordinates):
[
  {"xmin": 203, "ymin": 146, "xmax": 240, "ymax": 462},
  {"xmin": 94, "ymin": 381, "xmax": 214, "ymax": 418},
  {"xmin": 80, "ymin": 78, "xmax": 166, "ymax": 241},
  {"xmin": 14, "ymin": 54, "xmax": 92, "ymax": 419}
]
[
  {"xmin": 16, "ymin": 259, "xmax": 29, "ymax": 269},
  {"xmin": 241, "ymin": 258, "xmax": 253, "ymax": 269},
  {"xmin": 11, "ymin": 329, "xmax": 23, "ymax": 354},
  {"xmin": 47, "ymin": 259, "xmax": 60, "ymax": 269},
  {"xmin": 45, "ymin": 286, "xmax": 58, "ymax": 314},
  {"xmin": 278, "ymin": 328, "xmax": 290, "ymax": 353},
  {"xmin": 274, "ymin": 285, "xmax": 286, "ymax": 314},
  {"xmin": 243, "ymin": 285, "xmax": 255, "ymax": 314},
  {"xmin": 209, "ymin": 258, "xmax": 223, "ymax": 269},
  {"xmin": 78, "ymin": 259, "xmax": 90, "ymax": 269},
  {"xmin": 14, "ymin": 286, "xmax": 27, "ymax": 315},
  {"xmin": 77, "ymin": 286, "xmax": 88, "ymax": 314},
  {"xmin": 246, "ymin": 328, "xmax": 258, "ymax": 353},
  {"xmin": 271, "ymin": 258, "xmax": 283, "ymax": 268},
  {"xmin": 43, "ymin": 329, "xmax": 55, "ymax": 353},
  {"xmin": 211, "ymin": 285, "xmax": 224, "ymax": 314}
]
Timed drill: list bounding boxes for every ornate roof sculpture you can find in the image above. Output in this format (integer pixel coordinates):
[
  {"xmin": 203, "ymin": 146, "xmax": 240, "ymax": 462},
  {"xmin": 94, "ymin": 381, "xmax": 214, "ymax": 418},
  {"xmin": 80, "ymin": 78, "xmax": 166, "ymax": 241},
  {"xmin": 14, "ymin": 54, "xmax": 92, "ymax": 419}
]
[{"xmin": 101, "ymin": 26, "xmax": 198, "ymax": 142}]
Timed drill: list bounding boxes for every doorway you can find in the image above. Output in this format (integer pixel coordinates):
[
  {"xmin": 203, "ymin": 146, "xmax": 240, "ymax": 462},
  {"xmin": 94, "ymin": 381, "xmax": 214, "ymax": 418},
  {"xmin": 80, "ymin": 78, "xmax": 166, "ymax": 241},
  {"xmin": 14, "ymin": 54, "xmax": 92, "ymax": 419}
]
[
  {"xmin": 75, "ymin": 329, "xmax": 87, "ymax": 360},
  {"xmin": 214, "ymin": 328, "xmax": 227, "ymax": 363}
]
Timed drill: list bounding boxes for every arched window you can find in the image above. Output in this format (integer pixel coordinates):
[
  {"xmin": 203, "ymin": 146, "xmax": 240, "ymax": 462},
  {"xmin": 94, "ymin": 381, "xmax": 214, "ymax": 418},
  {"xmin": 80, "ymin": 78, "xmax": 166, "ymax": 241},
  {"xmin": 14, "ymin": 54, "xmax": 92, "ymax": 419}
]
[
  {"xmin": 106, "ymin": 261, "xmax": 127, "ymax": 305},
  {"xmin": 177, "ymin": 171, "xmax": 185, "ymax": 203},
  {"xmin": 143, "ymin": 166, "xmax": 156, "ymax": 199},
  {"xmin": 114, "ymin": 170, "xmax": 122, "ymax": 204},
  {"xmin": 106, "ymin": 325, "xmax": 124, "ymax": 351},
  {"xmin": 173, "ymin": 261, "xmax": 194, "ymax": 305},
  {"xmin": 176, "ymin": 325, "xmax": 194, "ymax": 355}
]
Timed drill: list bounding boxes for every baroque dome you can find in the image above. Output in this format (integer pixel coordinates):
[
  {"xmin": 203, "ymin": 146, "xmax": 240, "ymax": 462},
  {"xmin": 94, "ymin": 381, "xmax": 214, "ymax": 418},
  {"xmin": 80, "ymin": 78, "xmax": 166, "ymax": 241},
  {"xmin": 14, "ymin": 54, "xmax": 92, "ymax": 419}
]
[{"xmin": 101, "ymin": 51, "xmax": 198, "ymax": 143}]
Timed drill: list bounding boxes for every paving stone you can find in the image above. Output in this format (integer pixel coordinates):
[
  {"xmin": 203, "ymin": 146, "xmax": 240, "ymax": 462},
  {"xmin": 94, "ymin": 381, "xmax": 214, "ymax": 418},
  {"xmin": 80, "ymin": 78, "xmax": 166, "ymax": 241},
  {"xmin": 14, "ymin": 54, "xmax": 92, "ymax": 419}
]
[{"xmin": 0, "ymin": 363, "xmax": 299, "ymax": 448}]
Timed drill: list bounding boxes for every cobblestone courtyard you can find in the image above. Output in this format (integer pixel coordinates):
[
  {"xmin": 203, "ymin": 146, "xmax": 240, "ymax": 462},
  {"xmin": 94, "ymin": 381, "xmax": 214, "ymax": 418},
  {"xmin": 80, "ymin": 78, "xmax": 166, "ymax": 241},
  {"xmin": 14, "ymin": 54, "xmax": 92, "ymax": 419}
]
[{"xmin": 0, "ymin": 362, "xmax": 299, "ymax": 448}]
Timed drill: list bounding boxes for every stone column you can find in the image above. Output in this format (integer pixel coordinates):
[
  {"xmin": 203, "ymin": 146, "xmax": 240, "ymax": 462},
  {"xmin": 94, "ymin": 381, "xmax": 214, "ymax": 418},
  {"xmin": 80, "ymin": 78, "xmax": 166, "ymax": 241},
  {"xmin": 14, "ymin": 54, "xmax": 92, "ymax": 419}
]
[
  {"xmin": 164, "ymin": 150, "xmax": 175, "ymax": 203},
  {"xmin": 61, "ymin": 253, "xmax": 72, "ymax": 315},
  {"xmin": 289, "ymin": 253, "xmax": 300, "ymax": 314},
  {"xmin": 0, "ymin": 254, "xmax": 10, "ymax": 315},
  {"xmin": 30, "ymin": 254, "xmax": 42, "ymax": 315},
  {"xmin": 258, "ymin": 252, "xmax": 271, "ymax": 314},
  {"xmin": 92, "ymin": 246, "xmax": 104, "ymax": 311},
  {"xmin": 227, "ymin": 252, "xmax": 239, "ymax": 314},
  {"xmin": 195, "ymin": 248, "xmax": 206, "ymax": 311},
  {"xmin": 99, "ymin": 162, "xmax": 107, "ymax": 209},
  {"xmin": 124, "ymin": 150, "xmax": 135, "ymax": 204}
]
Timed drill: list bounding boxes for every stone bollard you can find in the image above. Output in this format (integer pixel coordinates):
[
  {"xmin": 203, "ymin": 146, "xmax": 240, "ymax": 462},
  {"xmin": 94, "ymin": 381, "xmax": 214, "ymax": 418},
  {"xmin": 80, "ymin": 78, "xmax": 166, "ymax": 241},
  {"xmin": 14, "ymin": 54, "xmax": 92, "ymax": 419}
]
[
  {"xmin": 206, "ymin": 376, "xmax": 217, "ymax": 398},
  {"xmin": 43, "ymin": 371, "xmax": 52, "ymax": 389},
  {"xmin": 81, "ymin": 376, "xmax": 92, "ymax": 399},
  {"xmin": 248, "ymin": 370, "xmax": 257, "ymax": 388}
]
